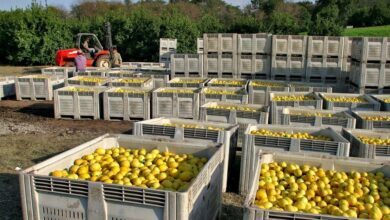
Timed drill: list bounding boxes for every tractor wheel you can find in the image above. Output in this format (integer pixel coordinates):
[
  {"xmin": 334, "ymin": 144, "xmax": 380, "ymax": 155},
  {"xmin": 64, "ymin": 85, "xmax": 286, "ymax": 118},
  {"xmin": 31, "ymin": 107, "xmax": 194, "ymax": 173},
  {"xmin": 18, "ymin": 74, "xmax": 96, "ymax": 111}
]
[
  {"xmin": 95, "ymin": 55, "xmax": 110, "ymax": 68},
  {"xmin": 65, "ymin": 61, "xmax": 75, "ymax": 67}
]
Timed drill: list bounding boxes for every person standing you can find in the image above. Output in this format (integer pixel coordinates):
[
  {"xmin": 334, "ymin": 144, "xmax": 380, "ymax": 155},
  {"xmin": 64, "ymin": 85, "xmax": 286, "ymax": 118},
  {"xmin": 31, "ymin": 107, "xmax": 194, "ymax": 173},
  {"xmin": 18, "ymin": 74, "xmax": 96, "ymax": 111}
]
[
  {"xmin": 110, "ymin": 46, "xmax": 122, "ymax": 68},
  {"xmin": 75, "ymin": 50, "xmax": 87, "ymax": 72}
]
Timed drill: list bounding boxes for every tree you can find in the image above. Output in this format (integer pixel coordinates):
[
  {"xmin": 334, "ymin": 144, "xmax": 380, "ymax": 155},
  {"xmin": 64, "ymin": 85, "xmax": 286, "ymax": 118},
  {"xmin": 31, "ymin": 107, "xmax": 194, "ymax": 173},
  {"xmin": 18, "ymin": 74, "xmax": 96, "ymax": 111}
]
[
  {"xmin": 267, "ymin": 11, "xmax": 299, "ymax": 34},
  {"xmin": 310, "ymin": 4, "xmax": 343, "ymax": 36},
  {"xmin": 197, "ymin": 14, "xmax": 224, "ymax": 34}
]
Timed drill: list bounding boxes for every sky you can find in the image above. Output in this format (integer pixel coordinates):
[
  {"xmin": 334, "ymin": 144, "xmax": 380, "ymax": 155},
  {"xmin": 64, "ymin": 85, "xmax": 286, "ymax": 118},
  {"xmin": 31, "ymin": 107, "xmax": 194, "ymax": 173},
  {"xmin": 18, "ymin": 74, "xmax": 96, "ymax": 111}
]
[{"xmin": 0, "ymin": 0, "xmax": 312, "ymax": 10}]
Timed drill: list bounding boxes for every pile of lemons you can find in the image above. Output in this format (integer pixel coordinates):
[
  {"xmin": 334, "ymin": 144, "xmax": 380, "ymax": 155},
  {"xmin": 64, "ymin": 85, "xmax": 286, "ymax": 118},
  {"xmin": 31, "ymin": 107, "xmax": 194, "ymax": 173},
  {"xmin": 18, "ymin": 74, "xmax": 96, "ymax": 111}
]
[
  {"xmin": 113, "ymin": 88, "xmax": 145, "ymax": 94},
  {"xmin": 250, "ymin": 81, "xmax": 286, "ymax": 87},
  {"xmin": 289, "ymin": 112, "xmax": 337, "ymax": 118},
  {"xmin": 272, "ymin": 95, "xmax": 315, "ymax": 102},
  {"xmin": 66, "ymin": 87, "xmax": 94, "ymax": 92},
  {"xmin": 382, "ymin": 98, "xmax": 390, "ymax": 103},
  {"xmin": 250, "ymin": 129, "xmax": 332, "ymax": 141},
  {"xmin": 162, "ymin": 123, "xmax": 225, "ymax": 131},
  {"xmin": 358, "ymin": 136, "xmax": 390, "ymax": 146},
  {"xmin": 362, "ymin": 116, "xmax": 390, "ymax": 121},
  {"xmin": 50, "ymin": 147, "xmax": 208, "ymax": 191},
  {"xmin": 207, "ymin": 104, "xmax": 258, "ymax": 112},
  {"xmin": 172, "ymin": 78, "xmax": 205, "ymax": 84},
  {"xmin": 32, "ymin": 75, "xmax": 50, "ymax": 79},
  {"xmin": 77, "ymin": 77, "xmax": 106, "ymax": 83},
  {"xmin": 210, "ymin": 79, "xmax": 246, "ymax": 86},
  {"xmin": 204, "ymin": 88, "xmax": 244, "ymax": 95},
  {"xmin": 324, "ymin": 96, "xmax": 368, "ymax": 103},
  {"xmin": 118, "ymin": 78, "xmax": 148, "ymax": 83},
  {"xmin": 255, "ymin": 161, "xmax": 390, "ymax": 219},
  {"xmin": 159, "ymin": 88, "xmax": 195, "ymax": 94}
]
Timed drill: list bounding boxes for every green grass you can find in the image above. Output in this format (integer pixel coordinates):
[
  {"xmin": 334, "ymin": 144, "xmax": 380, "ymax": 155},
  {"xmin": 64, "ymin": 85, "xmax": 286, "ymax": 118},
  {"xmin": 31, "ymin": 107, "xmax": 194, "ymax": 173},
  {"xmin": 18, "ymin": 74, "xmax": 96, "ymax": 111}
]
[{"xmin": 342, "ymin": 25, "xmax": 390, "ymax": 37}]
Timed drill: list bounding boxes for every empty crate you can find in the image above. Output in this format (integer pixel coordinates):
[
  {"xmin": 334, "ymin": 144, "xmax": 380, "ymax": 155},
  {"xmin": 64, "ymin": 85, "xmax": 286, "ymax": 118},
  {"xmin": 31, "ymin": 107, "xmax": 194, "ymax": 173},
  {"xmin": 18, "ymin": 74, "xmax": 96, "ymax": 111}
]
[
  {"xmin": 288, "ymin": 82, "xmax": 333, "ymax": 93},
  {"xmin": 41, "ymin": 66, "xmax": 74, "ymax": 78},
  {"xmin": 305, "ymin": 57, "xmax": 343, "ymax": 84},
  {"xmin": 66, "ymin": 76, "xmax": 110, "ymax": 87},
  {"xmin": 103, "ymin": 87, "xmax": 152, "ymax": 121},
  {"xmin": 108, "ymin": 77, "xmax": 153, "ymax": 88},
  {"xmin": 307, "ymin": 36, "xmax": 344, "ymax": 57},
  {"xmin": 248, "ymin": 80, "xmax": 289, "ymax": 105},
  {"xmin": 54, "ymin": 86, "xmax": 107, "ymax": 119},
  {"xmin": 272, "ymin": 35, "xmax": 307, "ymax": 56},
  {"xmin": 200, "ymin": 87, "xmax": 248, "ymax": 105},
  {"xmin": 105, "ymin": 70, "xmax": 135, "ymax": 78},
  {"xmin": 159, "ymin": 38, "xmax": 177, "ymax": 63},
  {"xmin": 133, "ymin": 117, "xmax": 239, "ymax": 192},
  {"xmin": 351, "ymin": 37, "xmax": 390, "ymax": 63},
  {"xmin": 271, "ymin": 55, "xmax": 306, "ymax": 81},
  {"xmin": 320, "ymin": 93, "xmax": 380, "ymax": 112},
  {"xmin": 240, "ymin": 124, "xmax": 350, "ymax": 195},
  {"xmin": 20, "ymin": 134, "xmax": 223, "ymax": 220},
  {"xmin": 353, "ymin": 110, "xmax": 390, "ymax": 130},
  {"xmin": 74, "ymin": 69, "xmax": 107, "ymax": 77},
  {"xmin": 237, "ymin": 33, "xmax": 272, "ymax": 55},
  {"xmin": 203, "ymin": 53, "xmax": 237, "ymax": 78},
  {"xmin": 237, "ymin": 55, "xmax": 271, "ymax": 79},
  {"xmin": 168, "ymin": 78, "xmax": 209, "ymax": 88},
  {"xmin": 197, "ymin": 38, "xmax": 204, "ymax": 54},
  {"xmin": 0, "ymin": 76, "xmax": 15, "ymax": 99},
  {"xmin": 350, "ymin": 61, "xmax": 390, "ymax": 88},
  {"xmin": 170, "ymin": 54, "xmax": 203, "ymax": 78},
  {"xmin": 203, "ymin": 33, "xmax": 237, "ymax": 54},
  {"xmin": 15, "ymin": 75, "xmax": 64, "ymax": 101},
  {"xmin": 152, "ymin": 87, "xmax": 200, "ymax": 119}
]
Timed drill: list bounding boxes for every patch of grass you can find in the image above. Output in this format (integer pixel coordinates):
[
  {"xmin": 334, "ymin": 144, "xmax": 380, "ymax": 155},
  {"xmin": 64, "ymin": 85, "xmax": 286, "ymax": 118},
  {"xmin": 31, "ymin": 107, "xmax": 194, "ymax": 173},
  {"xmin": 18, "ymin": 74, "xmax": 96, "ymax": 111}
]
[{"xmin": 342, "ymin": 25, "xmax": 390, "ymax": 37}]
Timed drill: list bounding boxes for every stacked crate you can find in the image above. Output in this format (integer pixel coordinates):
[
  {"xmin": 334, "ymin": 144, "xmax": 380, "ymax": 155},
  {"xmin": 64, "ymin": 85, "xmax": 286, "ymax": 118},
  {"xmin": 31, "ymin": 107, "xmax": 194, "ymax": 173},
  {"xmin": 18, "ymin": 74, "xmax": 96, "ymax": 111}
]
[
  {"xmin": 203, "ymin": 33, "xmax": 238, "ymax": 78},
  {"xmin": 167, "ymin": 77, "xmax": 209, "ymax": 88},
  {"xmin": 15, "ymin": 75, "xmax": 64, "ymax": 101},
  {"xmin": 200, "ymin": 87, "xmax": 248, "ymax": 105},
  {"xmin": 305, "ymin": 36, "xmax": 344, "ymax": 88},
  {"xmin": 349, "ymin": 37, "xmax": 390, "ymax": 94},
  {"xmin": 159, "ymin": 38, "xmax": 177, "ymax": 67},
  {"xmin": 341, "ymin": 37, "xmax": 352, "ymax": 84},
  {"xmin": 271, "ymin": 35, "xmax": 307, "ymax": 82},
  {"xmin": 197, "ymin": 38, "xmax": 204, "ymax": 54},
  {"xmin": 170, "ymin": 54, "xmax": 203, "ymax": 78},
  {"xmin": 237, "ymin": 33, "xmax": 272, "ymax": 79}
]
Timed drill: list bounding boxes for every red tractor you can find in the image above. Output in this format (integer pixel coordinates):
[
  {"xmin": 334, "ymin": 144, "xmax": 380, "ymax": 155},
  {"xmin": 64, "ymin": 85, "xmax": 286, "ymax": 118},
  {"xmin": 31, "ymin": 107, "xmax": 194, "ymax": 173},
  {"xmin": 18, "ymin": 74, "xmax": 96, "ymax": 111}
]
[{"xmin": 55, "ymin": 23, "xmax": 113, "ymax": 67}]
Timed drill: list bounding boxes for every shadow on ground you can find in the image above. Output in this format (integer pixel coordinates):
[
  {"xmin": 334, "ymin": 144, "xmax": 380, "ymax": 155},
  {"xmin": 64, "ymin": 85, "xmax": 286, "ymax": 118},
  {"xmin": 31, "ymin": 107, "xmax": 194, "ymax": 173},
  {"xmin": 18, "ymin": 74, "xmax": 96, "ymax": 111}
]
[{"xmin": 17, "ymin": 102, "xmax": 54, "ymax": 118}]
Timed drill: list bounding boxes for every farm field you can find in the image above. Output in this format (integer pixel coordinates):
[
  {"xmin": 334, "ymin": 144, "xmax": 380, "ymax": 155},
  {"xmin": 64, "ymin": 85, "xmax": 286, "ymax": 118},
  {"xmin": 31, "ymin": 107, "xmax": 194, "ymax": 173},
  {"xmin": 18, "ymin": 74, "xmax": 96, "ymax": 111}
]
[{"xmin": 342, "ymin": 25, "xmax": 390, "ymax": 37}]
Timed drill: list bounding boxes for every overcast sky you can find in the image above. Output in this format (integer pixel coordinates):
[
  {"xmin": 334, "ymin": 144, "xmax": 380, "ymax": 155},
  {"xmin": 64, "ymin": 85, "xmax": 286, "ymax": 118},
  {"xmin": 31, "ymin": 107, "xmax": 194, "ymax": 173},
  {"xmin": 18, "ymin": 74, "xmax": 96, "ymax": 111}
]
[{"xmin": 0, "ymin": 0, "xmax": 314, "ymax": 10}]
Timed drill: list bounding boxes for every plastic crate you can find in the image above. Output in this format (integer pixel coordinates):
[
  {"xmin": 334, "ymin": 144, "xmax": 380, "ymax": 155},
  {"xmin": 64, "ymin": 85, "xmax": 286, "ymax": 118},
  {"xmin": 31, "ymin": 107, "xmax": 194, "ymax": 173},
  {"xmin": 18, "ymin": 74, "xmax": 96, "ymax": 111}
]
[
  {"xmin": 243, "ymin": 152, "xmax": 387, "ymax": 220},
  {"xmin": 54, "ymin": 86, "xmax": 107, "ymax": 119},
  {"xmin": 342, "ymin": 128, "xmax": 390, "ymax": 160},
  {"xmin": 105, "ymin": 70, "xmax": 135, "ymax": 78},
  {"xmin": 342, "ymin": 37, "xmax": 353, "ymax": 57},
  {"xmin": 341, "ymin": 57, "xmax": 352, "ymax": 85},
  {"xmin": 320, "ymin": 92, "xmax": 381, "ymax": 112},
  {"xmin": 15, "ymin": 75, "xmax": 64, "ymax": 101},
  {"xmin": 197, "ymin": 38, "xmax": 204, "ymax": 54},
  {"xmin": 240, "ymin": 124, "xmax": 350, "ymax": 195},
  {"xmin": 121, "ymin": 62, "xmax": 168, "ymax": 70},
  {"xmin": 307, "ymin": 36, "xmax": 344, "ymax": 57},
  {"xmin": 199, "ymin": 102, "xmax": 269, "ymax": 147},
  {"xmin": 74, "ymin": 69, "xmax": 108, "ymax": 77},
  {"xmin": 248, "ymin": 80, "xmax": 289, "ymax": 105},
  {"xmin": 279, "ymin": 107, "xmax": 356, "ymax": 131},
  {"xmin": 41, "ymin": 66, "xmax": 74, "ymax": 78},
  {"xmin": 237, "ymin": 33, "xmax": 272, "ymax": 55},
  {"xmin": 159, "ymin": 38, "xmax": 177, "ymax": 63},
  {"xmin": 288, "ymin": 82, "xmax": 333, "ymax": 93},
  {"xmin": 269, "ymin": 92, "xmax": 323, "ymax": 124},
  {"xmin": 170, "ymin": 54, "xmax": 203, "ymax": 78},
  {"xmin": 371, "ymin": 94, "xmax": 390, "ymax": 111},
  {"xmin": 167, "ymin": 77, "xmax": 209, "ymax": 88},
  {"xmin": 0, "ymin": 76, "xmax": 15, "ymax": 99},
  {"xmin": 203, "ymin": 33, "xmax": 237, "ymax": 54},
  {"xmin": 131, "ymin": 71, "xmax": 170, "ymax": 89},
  {"xmin": 133, "ymin": 117, "xmax": 239, "ymax": 192},
  {"xmin": 103, "ymin": 87, "xmax": 152, "ymax": 121},
  {"xmin": 152, "ymin": 87, "xmax": 200, "ymax": 119},
  {"xmin": 203, "ymin": 53, "xmax": 237, "ymax": 78},
  {"xmin": 65, "ymin": 76, "xmax": 110, "ymax": 87},
  {"xmin": 305, "ymin": 57, "xmax": 343, "ymax": 84},
  {"xmin": 200, "ymin": 87, "xmax": 249, "ymax": 106},
  {"xmin": 353, "ymin": 110, "xmax": 390, "ymax": 130},
  {"xmin": 270, "ymin": 55, "xmax": 306, "ymax": 82},
  {"xmin": 108, "ymin": 77, "xmax": 153, "ymax": 88},
  {"xmin": 237, "ymin": 55, "xmax": 271, "ymax": 79},
  {"xmin": 271, "ymin": 35, "xmax": 307, "ymax": 56},
  {"xmin": 206, "ymin": 78, "xmax": 248, "ymax": 89},
  {"xmin": 351, "ymin": 37, "xmax": 389, "ymax": 63},
  {"xmin": 350, "ymin": 61, "xmax": 390, "ymax": 88},
  {"xmin": 20, "ymin": 134, "xmax": 223, "ymax": 220}
]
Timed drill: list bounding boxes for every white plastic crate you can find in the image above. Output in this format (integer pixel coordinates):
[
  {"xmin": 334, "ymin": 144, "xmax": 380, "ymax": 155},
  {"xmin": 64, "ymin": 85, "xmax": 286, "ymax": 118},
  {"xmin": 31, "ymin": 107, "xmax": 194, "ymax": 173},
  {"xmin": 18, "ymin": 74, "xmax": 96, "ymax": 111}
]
[
  {"xmin": 307, "ymin": 36, "xmax": 344, "ymax": 57},
  {"xmin": 352, "ymin": 110, "xmax": 390, "ymax": 130},
  {"xmin": 54, "ymin": 86, "xmax": 107, "ymax": 119},
  {"xmin": 152, "ymin": 87, "xmax": 200, "ymax": 119},
  {"xmin": 305, "ymin": 57, "xmax": 343, "ymax": 84},
  {"xmin": 203, "ymin": 33, "xmax": 237, "ymax": 54},
  {"xmin": 159, "ymin": 38, "xmax": 177, "ymax": 63},
  {"xmin": 341, "ymin": 57, "xmax": 352, "ymax": 85},
  {"xmin": 271, "ymin": 35, "xmax": 307, "ymax": 56},
  {"xmin": 269, "ymin": 92, "xmax": 323, "ymax": 124},
  {"xmin": 105, "ymin": 70, "xmax": 135, "ymax": 78},
  {"xmin": 108, "ymin": 77, "xmax": 153, "ymax": 88},
  {"xmin": 237, "ymin": 55, "xmax": 271, "ymax": 79},
  {"xmin": 15, "ymin": 75, "xmax": 64, "ymax": 101},
  {"xmin": 103, "ymin": 87, "xmax": 152, "ymax": 121},
  {"xmin": 371, "ymin": 94, "xmax": 390, "ymax": 111},
  {"xmin": 319, "ymin": 92, "xmax": 381, "ymax": 112},
  {"xmin": 135, "ymin": 71, "xmax": 170, "ymax": 88},
  {"xmin": 244, "ymin": 152, "xmax": 386, "ymax": 220},
  {"xmin": 270, "ymin": 55, "xmax": 306, "ymax": 82},
  {"xmin": 342, "ymin": 128, "xmax": 390, "ymax": 160},
  {"xmin": 197, "ymin": 38, "xmax": 204, "ymax": 54},
  {"xmin": 41, "ymin": 66, "xmax": 74, "ymax": 78},
  {"xmin": 288, "ymin": 82, "xmax": 333, "ymax": 93},
  {"xmin": 199, "ymin": 102, "xmax": 269, "ymax": 147},
  {"xmin": 237, "ymin": 33, "xmax": 272, "ymax": 55},
  {"xmin": 0, "ymin": 76, "xmax": 15, "ymax": 99},
  {"xmin": 239, "ymin": 124, "xmax": 350, "ymax": 195},
  {"xmin": 121, "ymin": 62, "xmax": 168, "ymax": 70},
  {"xmin": 351, "ymin": 37, "xmax": 390, "ymax": 63},
  {"xmin": 133, "ymin": 117, "xmax": 238, "ymax": 192},
  {"xmin": 206, "ymin": 78, "xmax": 248, "ymax": 89},
  {"xmin": 65, "ymin": 76, "xmax": 110, "ymax": 87},
  {"xmin": 203, "ymin": 53, "xmax": 237, "ymax": 78},
  {"xmin": 248, "ymin": 80, "xmax": 289, "ymax": 105},
  {"xmin": 279, "ymin": 107, "xmax": 356, "ymax": 131},
  {"xmin": 342, "ymin": 36, "xmax": 353, "ymax": 57},
  {"xmin": 168, "ymin": 77, "xmax": 209, "ymax": 88},
  {"xmin": 20, "ymin": 134, "xmax": 223, "ymax": 220},
  {"xmin": 74, "ymin": 69, "xmax": 107, "ymax": 77},
  {"xmin": 170, "ymin": 54, "xmax": 203, "ymax": 78},
  {"xmin": 350, "ymin": 61, "xmax": 390, "ymax": 88},
  {"xmin": 200, "ymin": 87, "xmax": 248, "ymax": 106}
]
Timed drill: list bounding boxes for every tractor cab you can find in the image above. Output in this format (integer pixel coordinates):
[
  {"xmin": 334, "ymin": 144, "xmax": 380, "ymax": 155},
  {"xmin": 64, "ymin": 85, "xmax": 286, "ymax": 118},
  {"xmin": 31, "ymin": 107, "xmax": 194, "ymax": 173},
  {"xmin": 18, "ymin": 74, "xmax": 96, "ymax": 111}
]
[{"xmin": 77, "ymin": 33, "xmax": 104, "ymax": 59}]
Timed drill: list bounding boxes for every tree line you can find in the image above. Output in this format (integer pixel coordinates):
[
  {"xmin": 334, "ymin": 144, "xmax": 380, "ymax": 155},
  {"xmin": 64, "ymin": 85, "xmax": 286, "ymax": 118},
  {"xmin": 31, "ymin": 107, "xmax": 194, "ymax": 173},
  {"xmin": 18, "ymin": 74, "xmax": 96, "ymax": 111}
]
[{"xmin": 0, "ymin": 0, "xmax": 389, "ymax": 65}]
